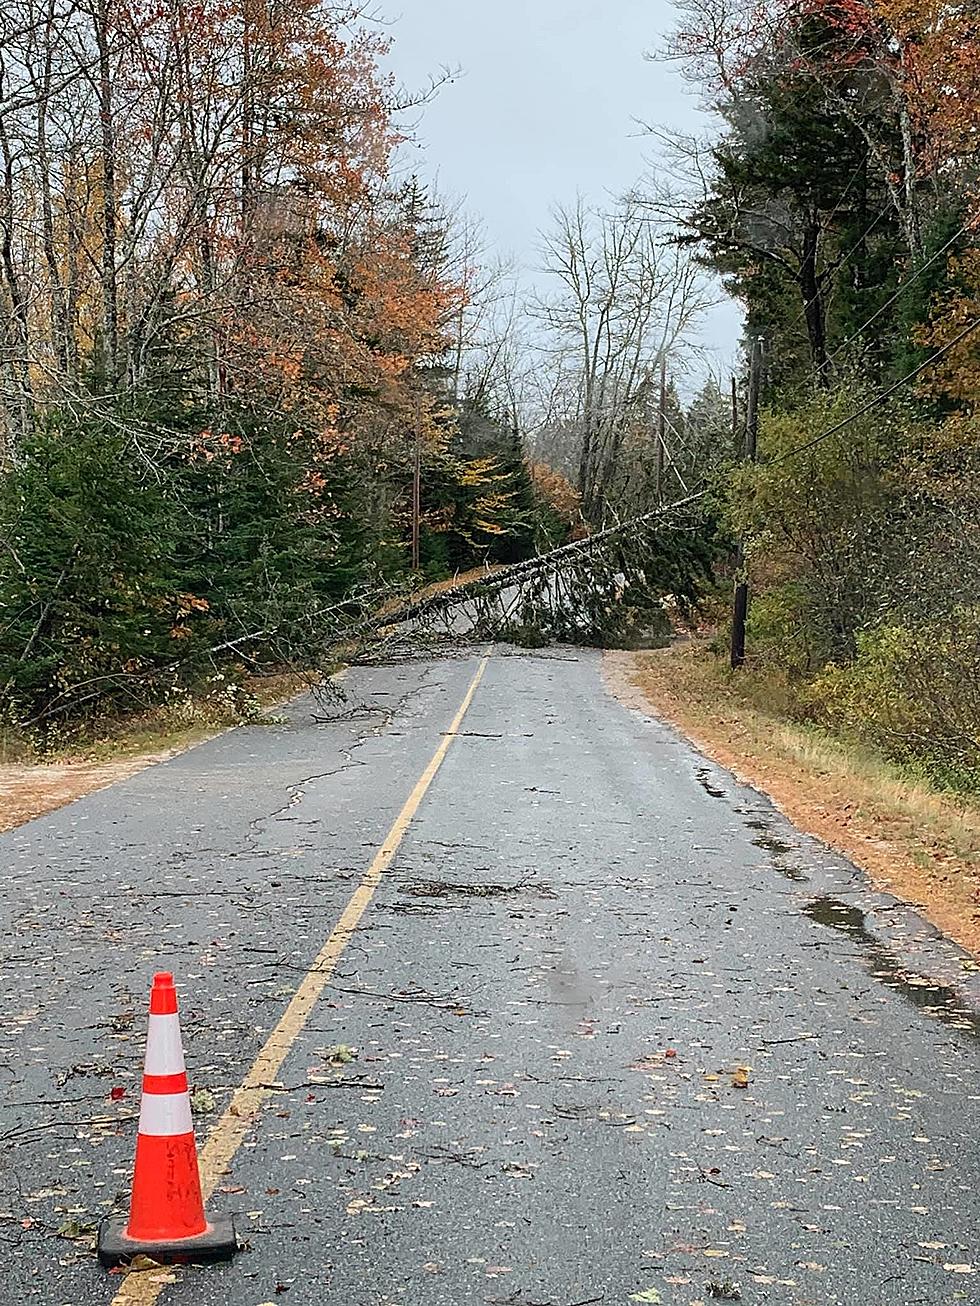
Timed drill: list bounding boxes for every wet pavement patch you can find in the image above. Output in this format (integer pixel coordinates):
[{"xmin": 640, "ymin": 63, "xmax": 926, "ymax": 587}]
[
  {"xmin": 386, "ymin": 878, "xmax": 555, "ymax": 914},
  {"xmin": 695, "ymin": 766, "xmax": 726, "ymax": 799},
  {"xmin": 744, "ymin": 816, "xmax": 810, "ymax": 882},
  {"xmin": 804, "ymin": 895, "xmax": 980, "ymax": 1039},
  {"xmin": 400, "ymin": 879, "xmax": 528, "ymax": 899}
]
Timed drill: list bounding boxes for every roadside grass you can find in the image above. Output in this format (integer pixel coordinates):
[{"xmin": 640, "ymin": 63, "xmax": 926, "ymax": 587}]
[
  {"xmin": 1, "ymin": 670, "xmax": 315, "ymax": 768},
  {"xmin": 626, "ymin": 639, "xmax": 980, "ymax": 958}
]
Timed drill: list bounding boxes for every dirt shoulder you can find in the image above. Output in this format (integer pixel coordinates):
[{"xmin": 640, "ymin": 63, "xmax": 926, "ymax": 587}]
[
  {"xmin": 0, "ymin": 751, "xmax": 185, "ymax": 834},
  {"xmin": 0, "ymin": 671, "xmax": 312, "ymax": 835},
  {"xmin": 605, "ymin": 642, "xmax": 980, "ymax": 961}
]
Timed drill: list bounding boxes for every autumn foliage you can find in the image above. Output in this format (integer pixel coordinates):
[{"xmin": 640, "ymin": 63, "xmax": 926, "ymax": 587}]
[
  {"xmin": 664, "ymin": 0, "xmax": 980, "ymax": 789},
  {"xmin": 0, "ymin": 0, "xmax": 569, "ymax": 735}
]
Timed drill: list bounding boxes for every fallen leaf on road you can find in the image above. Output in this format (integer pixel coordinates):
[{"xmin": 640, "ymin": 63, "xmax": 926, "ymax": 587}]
[
  {"xmin": 56, "ymin": 1218, "xmax": 95, "ymax": 1241},
  {"xmin": 707, "ymin": 1280, "xmax": 742, "ymax": 1301},
  {"xmin": 126, "ymin": 1254, "xmax": 163, "ymax": 1271},
  {"xmin": 732, "ymin": 1066, "xmax": 750, "ymax": 1089},
  {"xmin": 630, "ymin": 1289, "xmax": 663, "ymax": 1303}
]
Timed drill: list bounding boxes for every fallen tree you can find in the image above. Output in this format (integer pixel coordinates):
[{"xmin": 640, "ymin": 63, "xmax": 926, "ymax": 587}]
[
  {"xmin": 5, "ymin": 491, "xmax": 718, "ymax": 740},
  {"xmin": 339, "ymin": 491, "xmax": 719, "ymax": 660}
]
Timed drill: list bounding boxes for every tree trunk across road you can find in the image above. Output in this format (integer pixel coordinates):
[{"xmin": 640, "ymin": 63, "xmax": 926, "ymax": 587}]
[{"xmin": 2, "ymin": 649, "xmax": 978, "ymax": 1304}]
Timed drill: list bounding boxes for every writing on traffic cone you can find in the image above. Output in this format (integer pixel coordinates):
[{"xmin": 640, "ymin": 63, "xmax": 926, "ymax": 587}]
[{"xmin": 97, "ymin": 972, "xmax": 237, "ymax": 1267}]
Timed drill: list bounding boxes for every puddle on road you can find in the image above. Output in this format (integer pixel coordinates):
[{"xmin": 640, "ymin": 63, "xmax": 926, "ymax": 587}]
[
  {"xmin": 743, "ymin": 816, "xmax": 810, "ymax": 883},
  {"xmin": 691, "ymin": 770, "xmax": 812, "ymax": 881},
  {"xmin": 695, "ymin": 766, "xmax": 726, "ymax": 799},
  {"xmin": 804, "ymin": 895, "xmax": 980, "ymax": 1040}
]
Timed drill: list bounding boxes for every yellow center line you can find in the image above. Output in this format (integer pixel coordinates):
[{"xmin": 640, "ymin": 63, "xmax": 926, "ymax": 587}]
[{"xmin": 110, "ymin": 653, "xmax": 491, "ymax": 1305}]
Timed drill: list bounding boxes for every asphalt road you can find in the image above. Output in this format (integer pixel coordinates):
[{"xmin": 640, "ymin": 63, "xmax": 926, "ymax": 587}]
[{"xmin": 2, "ymin": 648, "xmax": 979, "ymax": 1306}]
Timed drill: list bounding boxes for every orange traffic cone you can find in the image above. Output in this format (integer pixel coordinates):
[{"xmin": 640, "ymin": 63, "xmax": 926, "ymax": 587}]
[{"xmin": 97, "ymin": 972, "xmax": 237, "ymax": 1266}]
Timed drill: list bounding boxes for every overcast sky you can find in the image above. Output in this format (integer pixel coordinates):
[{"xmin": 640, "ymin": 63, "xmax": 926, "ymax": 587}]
[{"xmin": 384, "ymin": 0, "xmax": 744, "ymax": 385}]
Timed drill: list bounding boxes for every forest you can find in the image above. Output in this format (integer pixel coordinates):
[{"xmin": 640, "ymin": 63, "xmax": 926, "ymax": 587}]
[
  {"xmin": 0, "ymin": 0, "xmax": 579, "ymax": 743},
  {"xmin": 1, "ymin": 0, "xmax": 978, "ymax": 798},
  {"xmin": 653, "ymin": 0, "xmax": 980, "ymax": 793}
]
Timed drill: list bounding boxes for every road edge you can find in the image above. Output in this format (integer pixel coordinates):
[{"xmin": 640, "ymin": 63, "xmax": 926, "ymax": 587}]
[{"xmin": 601, "ymin": 648, "xmax": 980, "ymax": 966}]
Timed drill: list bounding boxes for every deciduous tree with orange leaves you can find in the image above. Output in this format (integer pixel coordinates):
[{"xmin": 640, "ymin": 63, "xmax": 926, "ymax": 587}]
[{"xmin": 0, "ymin": 0, "xmax": 550, "ymax": 733}]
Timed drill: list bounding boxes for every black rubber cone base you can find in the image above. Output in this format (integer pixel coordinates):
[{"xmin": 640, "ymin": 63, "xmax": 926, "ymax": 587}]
[{"xmin": 97, "ymin": 1216, "xmax": 237, "ymax": 1267}]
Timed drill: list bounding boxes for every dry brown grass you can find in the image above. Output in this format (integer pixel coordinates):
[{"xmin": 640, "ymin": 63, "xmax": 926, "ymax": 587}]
[{"xmin": 607, "ymin": 641, "xmax": 980, "ymax": 959}]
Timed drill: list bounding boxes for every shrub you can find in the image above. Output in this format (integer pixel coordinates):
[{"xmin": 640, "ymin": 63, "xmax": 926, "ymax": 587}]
[{"xmin": 807, "ymin": 610, "xmax": 980, "ymax": 791}]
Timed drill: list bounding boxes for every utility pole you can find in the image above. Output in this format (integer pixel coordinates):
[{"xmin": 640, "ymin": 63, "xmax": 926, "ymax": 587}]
[
  {"xmin": 730, "ymin": 337, "xmax": 763, "ymax": 670},
  {"xmin": 655, "ymin": 354, "xmax": 667, "ymax": 504},
  {"xmin": 411, "ymin": 396, "xmax": 422, "ymax": 573}
]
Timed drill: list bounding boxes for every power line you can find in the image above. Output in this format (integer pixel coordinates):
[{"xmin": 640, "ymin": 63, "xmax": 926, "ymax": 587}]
[
  {"xmin": 782, "ymin": 186, "xmax": 891, "ymax": 340},
  {"xmin": 670, "ymin": 310, "xmax": 980, "ymax": 492},
  {"xmin": 593, "ymin": 314, "xmax": 980, "ymax": 529},
  {"xmin": 825, "ymin": 220, "xmax": 973, "ymax": 365},
  {"xmin": 775, "ymin": 211, "xmax": 968, "ymax": 372},
  {"xmin": 812, "ymin": 202, "xmax": 890, "ymax": 328},
  {"xmin": 195, "ymin": 318, "xmax": 980, "ymax": 649},
  {"xmin": 770, "ymin": 313, "xmax": 980, "ymax": 465},
  {"xmin": 271, "ymin": 320, "xmax": 980, "ymax": 649}
]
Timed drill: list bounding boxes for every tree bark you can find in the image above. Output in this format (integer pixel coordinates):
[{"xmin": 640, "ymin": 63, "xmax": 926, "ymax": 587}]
[
  {"xmin": 37, "ymin": 0, "xmax": 70, "ymax": 375},
  {"xmin": 94, "ymin": 0, "xmax": 119, "ymax": 383},
  {"xmin": 0, "ymin": 62, "xmax": 34, "ymax": 459},
  {"xmin": 799, "ymin": 220, "xmax": 829, "ymax": 385}
]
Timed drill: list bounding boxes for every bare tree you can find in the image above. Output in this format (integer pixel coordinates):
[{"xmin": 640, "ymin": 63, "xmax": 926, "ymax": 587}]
[
  {"xmin": 0, "ymin": 0, "xmax": 400, "ymax": 454},
  {"xmin": 532, "ymin": 197, "xmax": 714, "ymax": 521}
]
